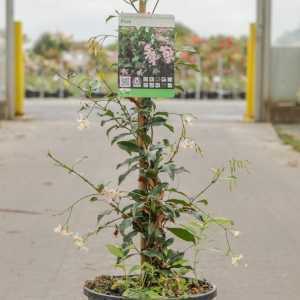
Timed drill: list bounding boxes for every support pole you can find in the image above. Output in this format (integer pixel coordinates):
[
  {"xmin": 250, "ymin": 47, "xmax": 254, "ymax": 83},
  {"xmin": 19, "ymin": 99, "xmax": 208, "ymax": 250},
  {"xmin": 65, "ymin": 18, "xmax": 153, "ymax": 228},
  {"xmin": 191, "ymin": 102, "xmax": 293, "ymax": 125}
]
[
  {"xmin": 255, "ymin": 0, "xmax": 272, "ymax": 122},
  {"xmin": 262, "ymin": 0, "xmax": 272, "ymax": 121},
  {"xmin": 245, "ymin": 23, "xmax": 256, "ymax": 121},
  {"xmin": 139, "ymin": 0, "xmax": 146, "ymax": 13},
  {"xmin": 195, "ymin": 56, "xmax": 202, "ymax": 100},
  {"xmin": 15, "ymin": 21, "xmax": 25, "ymax": 116},
  {"xmin": 217, "ymin": 57, "xmax": 223, "ymax": 100},
  {"xmin": 138, "ymin": 0, "xmax": 147, "ymax": 264},
  {"xmin": 6, "ymin": 0, "xmax": 15, "ymax": 119}
]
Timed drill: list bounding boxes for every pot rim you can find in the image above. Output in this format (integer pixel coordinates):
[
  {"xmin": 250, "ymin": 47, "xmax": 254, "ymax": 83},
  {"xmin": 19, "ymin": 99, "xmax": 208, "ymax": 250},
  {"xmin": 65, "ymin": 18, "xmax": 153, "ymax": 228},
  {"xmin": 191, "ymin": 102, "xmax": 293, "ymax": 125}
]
[{"xmin": 83, "ymin": 281, "xmax": 217, "ymax": 300}]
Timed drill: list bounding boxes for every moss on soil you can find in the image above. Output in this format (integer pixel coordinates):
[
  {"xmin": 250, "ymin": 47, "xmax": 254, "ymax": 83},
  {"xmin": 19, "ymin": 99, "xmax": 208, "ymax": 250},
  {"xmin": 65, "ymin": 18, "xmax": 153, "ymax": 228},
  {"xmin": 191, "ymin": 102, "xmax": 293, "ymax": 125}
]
[{"xmin": 85, "ymin": 275, "xmax": 212, "ymax": 299}]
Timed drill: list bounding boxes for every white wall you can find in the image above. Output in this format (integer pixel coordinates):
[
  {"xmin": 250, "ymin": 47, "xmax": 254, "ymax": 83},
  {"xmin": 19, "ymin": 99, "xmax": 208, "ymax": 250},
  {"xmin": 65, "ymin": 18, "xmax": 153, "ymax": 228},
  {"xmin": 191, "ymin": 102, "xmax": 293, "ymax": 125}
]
[
  {"xmin": 271, "ymin": 47, "xmax": 300, "ymax": 101},
  {"xmin": 272, "ymin": 0, "xmax": 300, "ymax": 46}
]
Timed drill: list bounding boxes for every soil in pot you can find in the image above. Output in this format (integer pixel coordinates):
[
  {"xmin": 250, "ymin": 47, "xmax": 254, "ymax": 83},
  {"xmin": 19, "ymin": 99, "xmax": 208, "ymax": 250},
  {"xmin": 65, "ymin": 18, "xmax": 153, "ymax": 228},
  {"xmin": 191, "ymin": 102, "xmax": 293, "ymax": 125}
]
[{"xmin": 84, "ymin": 275, "xmax": 216, "ymax": 299}]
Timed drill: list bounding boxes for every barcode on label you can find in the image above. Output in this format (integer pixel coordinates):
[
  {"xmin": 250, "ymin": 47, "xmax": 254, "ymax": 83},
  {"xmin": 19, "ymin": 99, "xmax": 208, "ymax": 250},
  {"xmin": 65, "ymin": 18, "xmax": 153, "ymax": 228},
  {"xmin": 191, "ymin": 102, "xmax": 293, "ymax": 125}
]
[{"xmin": 120, "ymin": 76, "xmax": 131, "ymax": 88}]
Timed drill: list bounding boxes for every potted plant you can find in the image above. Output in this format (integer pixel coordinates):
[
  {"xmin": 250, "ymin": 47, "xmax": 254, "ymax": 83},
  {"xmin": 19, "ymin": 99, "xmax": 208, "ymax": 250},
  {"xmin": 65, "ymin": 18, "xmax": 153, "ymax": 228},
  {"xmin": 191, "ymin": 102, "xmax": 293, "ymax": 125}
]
[{"xmin": 49, "ymin": 1, "xmax": 248, "ymax": 299}]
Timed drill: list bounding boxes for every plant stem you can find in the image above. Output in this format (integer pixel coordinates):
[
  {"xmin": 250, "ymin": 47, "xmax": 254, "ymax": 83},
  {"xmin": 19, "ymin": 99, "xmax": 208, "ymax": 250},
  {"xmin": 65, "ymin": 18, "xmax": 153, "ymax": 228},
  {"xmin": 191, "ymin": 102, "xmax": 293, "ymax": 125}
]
[
  {"xmin": 152, "ymin": 0, "xmax": 160, "ymax": 14},
  {"xmin": 138, "ymin": 108, "xmax": 147, "ymax": 264},
  {"xmin": 48, "ymin": 152, "xmax": 100, "ymax": 192}
]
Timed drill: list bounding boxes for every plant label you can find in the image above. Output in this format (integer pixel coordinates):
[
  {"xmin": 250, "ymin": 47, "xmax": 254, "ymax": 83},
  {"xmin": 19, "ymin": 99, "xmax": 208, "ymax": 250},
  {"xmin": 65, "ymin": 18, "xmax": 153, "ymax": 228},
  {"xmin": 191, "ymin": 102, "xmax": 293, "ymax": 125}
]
[{"xmin": 118, "ymin": 13, "xmax": 175, "ymax": 98}]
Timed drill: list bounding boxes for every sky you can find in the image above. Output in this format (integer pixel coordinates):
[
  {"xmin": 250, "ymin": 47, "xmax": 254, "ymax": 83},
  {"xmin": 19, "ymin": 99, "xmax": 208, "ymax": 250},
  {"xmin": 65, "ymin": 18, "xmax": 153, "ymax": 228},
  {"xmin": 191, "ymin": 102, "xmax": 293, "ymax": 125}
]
[
  {"xmin": 14, "ymin": 0, "xmax": 255, "ymax": 42},
  {"xmin": 11, "ymin": 0, "xmax": 300, "ymax": 43}
]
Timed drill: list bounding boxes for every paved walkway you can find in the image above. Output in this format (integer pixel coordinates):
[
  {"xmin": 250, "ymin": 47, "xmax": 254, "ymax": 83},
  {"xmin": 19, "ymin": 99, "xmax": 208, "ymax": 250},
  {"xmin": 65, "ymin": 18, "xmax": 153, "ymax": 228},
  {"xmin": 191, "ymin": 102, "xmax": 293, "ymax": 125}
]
[{"xmin": 0, "ymin": 99, "xmax": 300, "ymax": 300}]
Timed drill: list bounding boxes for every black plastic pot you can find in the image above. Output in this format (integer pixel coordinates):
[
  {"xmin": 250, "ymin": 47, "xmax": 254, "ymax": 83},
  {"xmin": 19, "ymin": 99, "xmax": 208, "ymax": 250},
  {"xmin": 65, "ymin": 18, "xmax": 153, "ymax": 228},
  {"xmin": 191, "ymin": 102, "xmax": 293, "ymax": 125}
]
[
  {"xmin": 25, "ymin": 90, "xmax": 41, "ymax": 98},
  {"xmin": 83, "ymin": 284, "xmax": 217, "ymax": 300}
]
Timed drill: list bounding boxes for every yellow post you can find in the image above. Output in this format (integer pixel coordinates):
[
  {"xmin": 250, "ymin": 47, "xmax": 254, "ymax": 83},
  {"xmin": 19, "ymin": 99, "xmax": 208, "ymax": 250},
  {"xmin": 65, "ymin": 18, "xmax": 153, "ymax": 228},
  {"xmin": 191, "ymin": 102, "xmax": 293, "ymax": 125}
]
[
  {"xmin": 15, "ymin": 21, "xmax": 25, "ymax": 116},
  {"xmin": 245, "ymin": 23, "xmax": 256, "ymax": 121}
]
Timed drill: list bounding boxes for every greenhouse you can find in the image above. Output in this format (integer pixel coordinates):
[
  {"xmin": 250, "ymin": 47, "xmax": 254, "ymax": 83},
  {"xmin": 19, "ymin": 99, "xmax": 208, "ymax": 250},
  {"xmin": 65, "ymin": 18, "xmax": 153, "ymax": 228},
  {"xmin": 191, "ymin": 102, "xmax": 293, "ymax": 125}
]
[{"xmin": 0, "ymin": 0, "xmax": 299, "ymax": 122}]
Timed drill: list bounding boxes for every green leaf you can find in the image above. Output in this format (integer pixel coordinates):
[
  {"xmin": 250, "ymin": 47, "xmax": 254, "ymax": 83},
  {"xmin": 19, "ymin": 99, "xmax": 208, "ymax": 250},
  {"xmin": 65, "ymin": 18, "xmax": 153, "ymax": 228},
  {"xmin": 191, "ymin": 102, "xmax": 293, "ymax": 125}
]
[
  {"xmin": 106, "ymin": 244, "xmax": 124, "ymax": 258},
  {"xmin": 161, "ymin": 163, "xmax": 176, "ymax": 180},
  {"xmin": 123, "ymin": 289, "xmax": 163, "ymax": 300},
  {"xmin": 154, "ymin": 112, "xmax": 169, "ymax": 117},
  {"xmin": 104, "ymin": 111, "xmax": 114, "ymax": 119},
  {"xmin": 119, "ymin": 218, "xmax": 133, "ymax": 234},
  {"xmin": 100, "ymin": 118, "xmax": 114, "ymax": 127},
  {"xmin": 142, "ymin": 249, "xmax": 163, "ymax": 260},
  {"xmin": 106, "ymin": 125, "xmax": 118, "ymax": 137},
  {"xmin": 162, "ymin": 139, "xmax": 170, "ymax": 146},
  {"xmin": 90, "ymin": 196, "xmax": 98, "ymax": 202},
  {"xmin": 198, "ymin": 198, "xmax": 208, "ymax": 206},
  {"xmin": 97, "ymin": 184, "xmax": 105, "ymax": 193},
  {"xmin": 97, "ymin": 210, "xmax": 112, "ymax": 224},
  {"xmin": 115, "ymin": 263, "xmax": 126, "ymax": 273},
  {"xmin": 164, "ymin": 123, "xmax": 174, "ymax": 132},
  {"xmin": 149, "ymin": 182, "xmax": 168, "ymax": 197},
  {"xmin": 175, "ymin": 84, "xmax": 184, "ymax": 92},
  {"xmin": 106, "ymin": 15, "xmax": 117, "ymax": 23},
  {"xmin": 117, "ymin": 140, "xmax": 140, "ymax": 154},
  {"xmin": 152, "ymin": 116, "xmax": 167, "ymax": 126},
  {"xmin": 176, "ymin": 61, "xmax": 200, "ymax": 72},
  {"xmin": 166, "ymin": 199, "xmax": 192, "ymax": 207},
  {"xmin": 128, "ymin": 189, "xmax": 147, "ymax": 202},
  {"xmin": 123, "ymin": 231, "xmax": 138, "ymax": 245},
  {"xmin": 180, "ymin": 46, "xmax": 197, "ymax": 53},
  {"xmin": 128, "ymin": 264, "xmax": 140, "ymax": 275},
  {"xmin": 168, "ymin": 188, "xmax": 189, "ymax": 199},
  {"xmin": 192, "ymin": 212, "xmax": 204, "ymax": 222},
  {"xmin": 111, "ymin": 133, "xmax": 131, "ymax": 145},
  {"xmin": 167, "ymin": 227, "xmax": 196, "ymax": 243},
  {"xmin": 211, "ymin": 217, "xmax": 234, "ymax": 227},
  {"xmin": 116, "ymin": 156, "xmax": 139, "ymax": 170},
  {"xmin": 118, "ymin": 165, "xmax": 139, "ymax": 185},
  {"xmin": 161, "ymin": 164, "xmax": 189, "ymax": 180}
]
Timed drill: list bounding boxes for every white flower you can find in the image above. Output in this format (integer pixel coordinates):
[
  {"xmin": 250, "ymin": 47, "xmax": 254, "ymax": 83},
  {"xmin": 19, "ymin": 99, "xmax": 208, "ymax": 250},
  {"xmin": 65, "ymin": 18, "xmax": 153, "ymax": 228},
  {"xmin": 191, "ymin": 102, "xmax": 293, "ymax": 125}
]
[
  {"xmin": 102, "ymin": 188, "xmax": 123, "ymax": 201},
  {"xmin": 120, "ymin": 68, "xmax": 128, "ymax": 76},
  {"xmin": 183, "ymin": 115, "xmax": 194, "ymax": 126},
  {"xmin": 180, "ymin": 138, "xmax": 196, "ymax": 150},
  {"xmin": 54, "ymin": 224, "xmax": 73, "ymax": 236},
  {"xmin": 73, "ymin": 233, "xmax": 88, "ymax": 251},
  {"xmin": 136, "ymin": 69, "xmax": 143, "ymax": 77},
  {"xmin": 54, "ymin": 224, "xmax": 63, "ymax": 233},
  {"xmin": 53, "ymin": 74, "xmax": 60, "ymax": 81},
  {"xmin": 232, "ymin": 254, "xmax": 244, "ymax": 266},
  {"xmin": 231, "ymin": 230, "xmax": 241, "ymax": 238},
  {"xmin": 77, "ymin": 114, "xmax": 90, "ymax": 131},
  {"xmin": 61, "ymin": 228, "xmax": 73, "ymax": 236}
]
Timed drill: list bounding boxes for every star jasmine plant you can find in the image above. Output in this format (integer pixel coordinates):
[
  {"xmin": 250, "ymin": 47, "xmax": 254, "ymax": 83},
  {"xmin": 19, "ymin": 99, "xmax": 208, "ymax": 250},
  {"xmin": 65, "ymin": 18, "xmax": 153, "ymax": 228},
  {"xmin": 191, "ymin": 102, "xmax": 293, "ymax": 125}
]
[{"xmin": 49, "ymin": 1, "xmax": 248, "ymax": 299}]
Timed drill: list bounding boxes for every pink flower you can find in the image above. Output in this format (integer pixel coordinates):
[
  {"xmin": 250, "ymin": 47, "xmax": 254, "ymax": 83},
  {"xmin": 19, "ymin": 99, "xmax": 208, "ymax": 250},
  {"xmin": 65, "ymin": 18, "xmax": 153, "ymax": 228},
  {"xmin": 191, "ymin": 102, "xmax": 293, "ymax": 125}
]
[
  {"xmin": 160, "ymin": 46, "xmax": 174, "ymax": 64},
  {"xmin": 144, "ymin": 44, "xmax": 159, "ymax": 66}
]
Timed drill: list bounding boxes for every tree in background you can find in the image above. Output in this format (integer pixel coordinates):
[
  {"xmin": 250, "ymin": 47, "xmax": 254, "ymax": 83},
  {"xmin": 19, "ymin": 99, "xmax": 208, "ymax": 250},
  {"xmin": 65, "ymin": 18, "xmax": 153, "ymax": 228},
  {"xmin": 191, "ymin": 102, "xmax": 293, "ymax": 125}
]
[
  {"xmin": 25, "ymin": 26, "xmax": 247, "ymax": 98},
  {"xmin": 33, "ymin": 32, "xmax": 72, "ymax": 60}
]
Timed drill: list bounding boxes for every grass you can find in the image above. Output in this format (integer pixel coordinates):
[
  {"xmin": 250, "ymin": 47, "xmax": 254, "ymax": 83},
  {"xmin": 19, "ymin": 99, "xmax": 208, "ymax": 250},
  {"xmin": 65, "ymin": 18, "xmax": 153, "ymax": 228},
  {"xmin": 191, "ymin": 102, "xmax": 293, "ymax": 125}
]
[{"xmin": 275, "ymin": 127, "xmax": 300, "ymax": 153}]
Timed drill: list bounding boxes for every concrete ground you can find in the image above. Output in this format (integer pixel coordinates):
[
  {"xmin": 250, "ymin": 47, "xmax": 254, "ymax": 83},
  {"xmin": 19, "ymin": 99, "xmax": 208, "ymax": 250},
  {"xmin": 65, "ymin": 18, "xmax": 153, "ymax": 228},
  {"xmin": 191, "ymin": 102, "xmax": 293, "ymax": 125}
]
[{"xmin": 0, "ymin": 99, "xmax": 300, "ymax": 300}]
